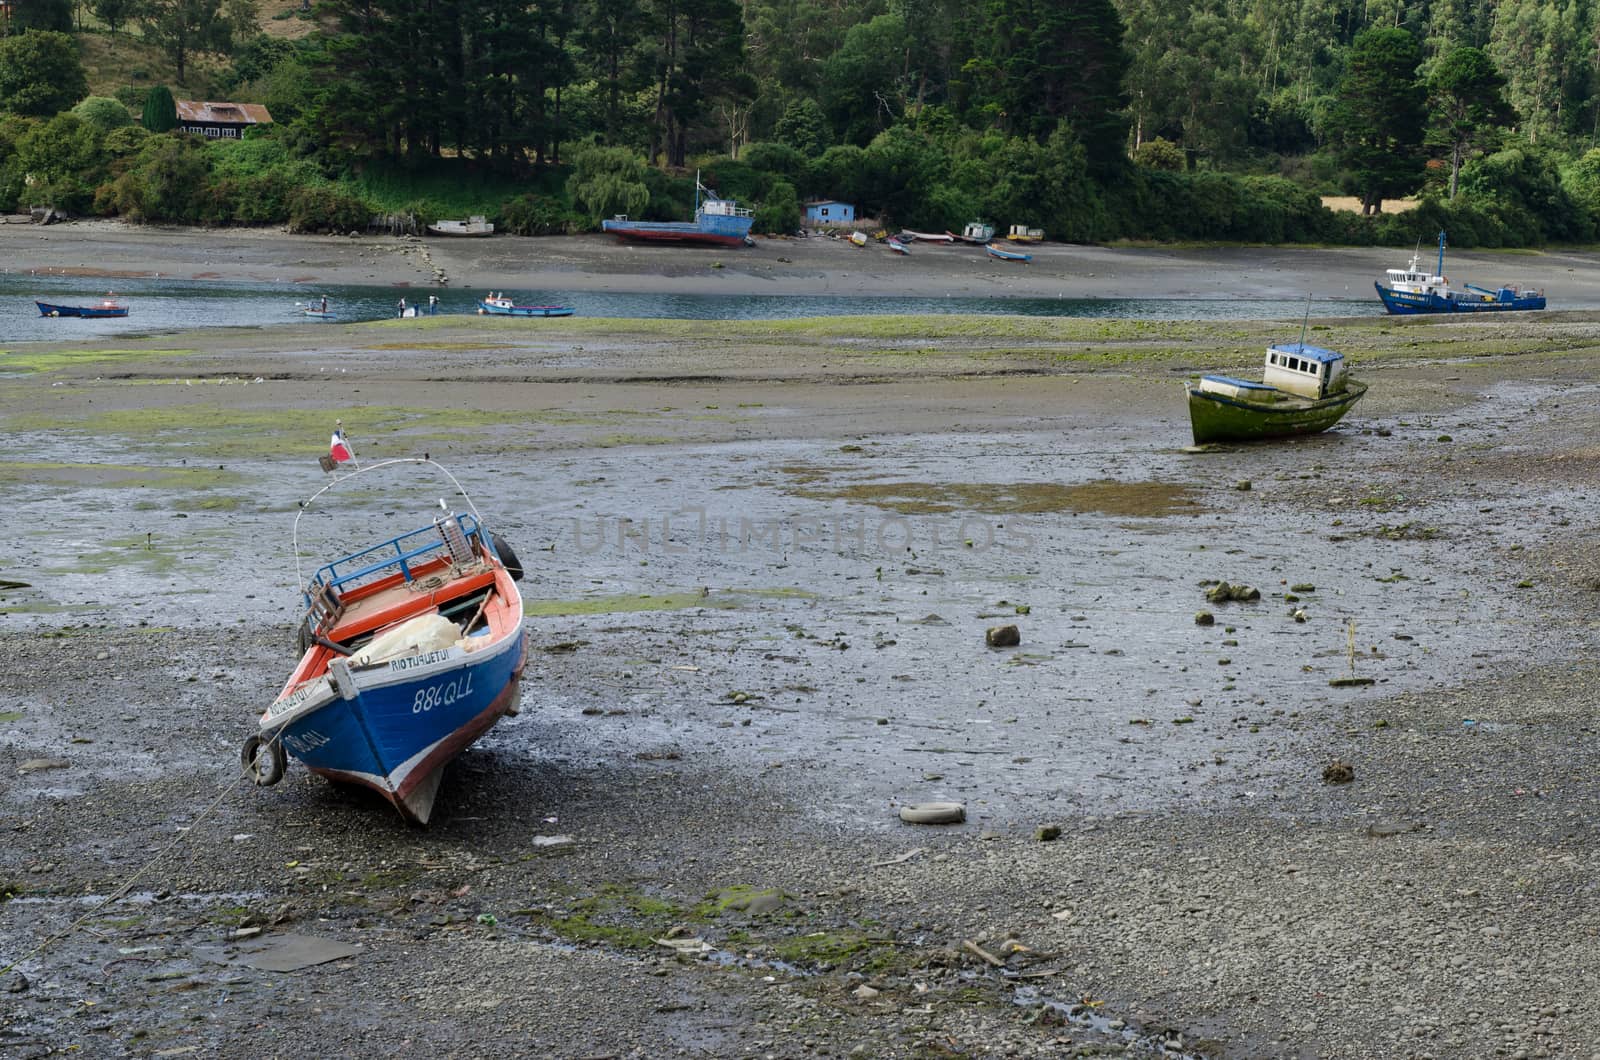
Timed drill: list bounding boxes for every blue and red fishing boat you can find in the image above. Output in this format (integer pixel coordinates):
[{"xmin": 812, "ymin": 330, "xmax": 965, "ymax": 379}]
[
  {"xmin": 36, "ymin": 296, "xmax": 128, "ymax": 318},
  {"xmin": 1375, "ymin": 231, "xmax": 1545, "ymax": 314},
  {"xmin": 245, "ymin": 458, "xmax": 528, "ymax": 824},
  {"xmin": 601, "ymin": 171, "xmax": 754, "ymax": 247}
]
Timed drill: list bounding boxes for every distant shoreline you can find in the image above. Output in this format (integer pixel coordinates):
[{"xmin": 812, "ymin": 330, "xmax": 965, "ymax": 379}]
[{"xmin": 5, "ymin": 218, "xmax": 1600, "ymax": 307}]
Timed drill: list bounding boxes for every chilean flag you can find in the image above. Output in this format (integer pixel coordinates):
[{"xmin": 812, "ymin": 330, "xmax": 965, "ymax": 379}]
[{"xmin": 329, "ymin": 428, "xmax": 353, "ymax": 463}]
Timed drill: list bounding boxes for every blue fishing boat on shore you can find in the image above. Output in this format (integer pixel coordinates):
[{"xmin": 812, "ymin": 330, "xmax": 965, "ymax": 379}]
[
  {"xmin": 36, "ymin": 296, "xmax": 128, "ymax": 318},
  {"xmin": 245, "ymin": 458, "xmax": 528, "ymax": 824},
  {"xmin": 477, "ymin": 294, "xmax": 575, "ymax": 317},
  {"xmin": 986, "ymin": 243, "xmax": 1031, "ymax": 263},
  {"xmin": 1375, "ymin": 231, "xmax": 1545, "ymax": 314},
  {"xmin": 602, "ymin": 172, "xmax": 754, "ymax": 247}
]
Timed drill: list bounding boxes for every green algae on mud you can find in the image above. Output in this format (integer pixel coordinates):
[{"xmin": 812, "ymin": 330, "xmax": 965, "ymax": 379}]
[
  {"xmin": 0, "ymin": 348, "xmax": 199, "ymax": 375},
  {"xmin": 789, "ymin": 477, "xmax": 1204, "ymax": 517}
]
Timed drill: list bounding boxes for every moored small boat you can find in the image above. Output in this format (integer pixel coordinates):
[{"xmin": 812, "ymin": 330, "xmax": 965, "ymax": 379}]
[
  {"xmin": 1185, "ymin": 342, "xmax": 1367, "ymax": 444},
  {"xmin": 1007, "ymin": 225, "xmax": 1044, "ymax": 242},
  {"xmin": 901, "ymin": 230, "xmax": 955, "ymax": 244},
  {"xmin": 477, "ymin": 294, "xmax": 574, "ymax": 317},
  {"xmin": 36, "ymin": 297, "xmax": 128, "ymax": 318},
  {"xmin": 887, "ymin": 238, "xmax": 909, "ymax": 255},
  {"xmin": 957, "ymin": 222, "xmax": 995, "ymax": 244},
  {"xmin": 986, "ymin": 243, "xmax": 1031, "ymax": 263},
  {"xmin": 1375, "ymin": 231, "xmax": 1545, "ymax": 314},
  {"xmin": 246, "ymin": 457, "xmax": 528, "ymax": 824},
  {"xmin": 427, "ymin": 216, "xmax": 494, "ymax": 237}
]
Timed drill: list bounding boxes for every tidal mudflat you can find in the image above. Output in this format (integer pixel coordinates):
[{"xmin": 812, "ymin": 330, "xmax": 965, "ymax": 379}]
[{"xmin": 5, "ymin": 310, "xmax": 1600, "ymax": 1058}]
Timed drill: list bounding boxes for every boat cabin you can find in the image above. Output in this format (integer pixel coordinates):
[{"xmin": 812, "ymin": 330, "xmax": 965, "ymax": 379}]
[
  {"xmin": 700, "ymin": 195, "xmax": 752, "ymax": 219},
  {"xmin": 1262, "ymin": 342, "xmax": 1347, "ymax": 399},
  {"xmin": 1384, "ymin": 250, "xmax": 1450, "ymax": 297},
  {"xmin": 963, "ymin": 221, "xmax": 995, "ymax": 241}
]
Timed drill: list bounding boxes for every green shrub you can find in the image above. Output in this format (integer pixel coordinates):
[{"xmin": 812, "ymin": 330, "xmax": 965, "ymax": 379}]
[
  {"xmin": 1133, "ymin": 138, "xmax": 1185, "ymax": 171},
  {"xmin": 286, "ymin": 185, "xmax": 370, "ymax": 233},
  {"xmin": 498, "ymin": 193, "xmax": 576, "ymax": 235},
  {"xmin": 73, "ymin": 96, "xmax": 133, "ymax": 131},
  {"xmin": 753, "ymin": 180, "xmax": 800, "ymax": 234}
]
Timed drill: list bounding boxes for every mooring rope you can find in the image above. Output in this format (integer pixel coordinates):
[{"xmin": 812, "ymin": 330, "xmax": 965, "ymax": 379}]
[{"xmin": 0, "ymin": 732, "xmax": 286, "ymax": 980}]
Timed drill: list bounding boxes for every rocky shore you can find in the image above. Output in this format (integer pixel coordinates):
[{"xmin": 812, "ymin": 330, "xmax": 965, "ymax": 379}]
[{"xmin": 4, "ymin": 273, "xmax": 1600, "ymax": 1058}]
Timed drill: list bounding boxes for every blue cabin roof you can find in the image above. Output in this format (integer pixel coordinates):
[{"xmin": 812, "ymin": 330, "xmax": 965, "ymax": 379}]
[{"xmin": 1268, "ymin": 342, "xmax": 1342, "ymax": 364}]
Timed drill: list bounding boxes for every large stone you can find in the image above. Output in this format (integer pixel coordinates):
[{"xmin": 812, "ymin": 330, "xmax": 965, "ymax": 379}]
[{"xmin": 986, "ymin": 625, "xmax": 1020, "ymax": 648}]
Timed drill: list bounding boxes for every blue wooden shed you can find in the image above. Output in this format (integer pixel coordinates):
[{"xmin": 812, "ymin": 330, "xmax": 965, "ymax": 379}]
[{"xmin": 804, "ymin": 200, "xmax": 856, "ymax": 224}]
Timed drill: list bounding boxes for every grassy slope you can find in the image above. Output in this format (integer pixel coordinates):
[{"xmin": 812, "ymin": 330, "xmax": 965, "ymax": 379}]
[{"xmin": 75, "ymin": 0, "xmax": 321, "ymax": 100}]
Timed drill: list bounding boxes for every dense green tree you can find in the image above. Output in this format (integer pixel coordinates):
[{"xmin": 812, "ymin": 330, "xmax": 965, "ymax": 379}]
[
  {"xmin": 576, "ymin": 0, "xmax": 646, "ymax": 144},
  {"xmin": 1459, "ymin": 142, "xmax": 1583, "ymax": 241},
  {"xmin": 91, "ymin": 0, "xmax": 141, "ymax": 38},
  {"xmin": 142, "ymin": 83, "xmax": 177, "ymax": 131},
  {"xmin": 644, "ymin": 0, "xmax": 752, "ymax": 166},
  {"xmin": 141, "ymin": 0, "xmax": 253, "ymax": 85},
  {"xmin": 13, "ymin": 0, "xmax": 74, "ymax": 32},
  {"xmin": 1428, "ymin": 46, "xmax": 1514, "ymax": 199},
  {"xmin": 1487, "ymin": 0, "xmax": 1585, "ymax": 143},
  {"xmin": 773, "ymin": 96, "xmax": 827, "ymax": 156},
  {"xmin": 1325, "ymin": 26, "xmax": 1425, "ymax": 213},
  {"xmin": 99, "ymin": 132, "xmax": 208, "ymax": 219},
  {"xmin": 820, "ymin": 14, "xmax": 911, "ymax": 146},
  {"xmin": 1122, "ymin": 0, "xmax": 1256, "ymax": 161},
  {"xmin": 0, "ymin": 30, "xmax": 87, "ymax": 117},
  {"xmin": 969, "ymin": 0, "xmax": 1127, "ymax": 174},
  {"xmin": 15, "ymin": 110, "xmax": 102, "ymax": 208}
]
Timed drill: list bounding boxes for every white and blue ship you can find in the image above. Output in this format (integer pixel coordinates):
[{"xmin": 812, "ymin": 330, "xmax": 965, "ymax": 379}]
[{"xmin": 1375, "ymin": 231, "xmax": 1545, "ymax": 314}]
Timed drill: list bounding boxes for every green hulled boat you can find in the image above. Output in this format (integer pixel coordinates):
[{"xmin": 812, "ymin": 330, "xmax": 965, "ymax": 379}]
[{"xmin": 1185, "ymin": 342, "xmax": 1367, "ymax": 445}]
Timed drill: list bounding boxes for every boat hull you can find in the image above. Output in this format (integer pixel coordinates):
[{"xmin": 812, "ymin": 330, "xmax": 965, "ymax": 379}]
[
  {"xmin": 268, "ymin": 625, "xmax": 527, "ymax": 824},
  {"xmin": 36, "ymin": 301, "xmax": 128, "ymax": 318},
  {"xmin": 1375, "ymin": 283, "xmax": 1545, "ymax": 314},
  {"xmin": 986, "ymin": 244, "xmax": 1031, "ymax": 263},
  {"xmin": 1186, "ymin": 379, "xmax": 1368, "ymax": 444},
  {"xmin": 601, "ymin": 214, "xmax": 753, "ymax": 246}
]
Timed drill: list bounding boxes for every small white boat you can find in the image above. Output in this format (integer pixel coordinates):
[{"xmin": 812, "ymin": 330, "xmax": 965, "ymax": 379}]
[
  {"xmin": 848, "ymin": 231, "xmax": 868, "ymax": 247},
  {"xmin": 427, "ymin": 216, "xmax": 494, "ymax": 237}
]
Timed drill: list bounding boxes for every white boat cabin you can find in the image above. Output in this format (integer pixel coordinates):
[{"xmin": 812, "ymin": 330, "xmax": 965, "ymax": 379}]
[
  {"xmin": 699, "ymin": 195, "xmax": 752, "ymax": 218},
  {"xmin": 1384, "ymin": 249, "xmax": 1451, "ymax": 297},
  {"xmin": 1262, "ymin": 342, "xmax": 1348, "ymax": 399}
]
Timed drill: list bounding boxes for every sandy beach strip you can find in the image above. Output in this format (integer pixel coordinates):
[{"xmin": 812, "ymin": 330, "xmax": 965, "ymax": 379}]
[{"xmin": 7, "ymin": 218, "xmax": 1600, "ymax": 304}]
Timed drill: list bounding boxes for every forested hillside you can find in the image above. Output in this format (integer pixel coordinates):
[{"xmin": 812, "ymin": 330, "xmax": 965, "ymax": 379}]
[{"xmin": 3, "ymin": 0, "xmax": 1600, "ymax": 246}]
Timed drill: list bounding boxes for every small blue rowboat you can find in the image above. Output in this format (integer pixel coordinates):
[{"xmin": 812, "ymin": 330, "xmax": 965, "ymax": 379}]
[
  {"xmin": 478, "ymin": 295, "xmax": 575, "ymax": 317},
  {"xmin": 985, "ymin": 243, "xmax": 1031, "ymax": 263},
  {"xmin": 247, "ymin": 458, "xmax": 528, "ymax": 824},
  {"xmin": 37, "ymin": 298, "xmax": 128, "ymax": 318}
]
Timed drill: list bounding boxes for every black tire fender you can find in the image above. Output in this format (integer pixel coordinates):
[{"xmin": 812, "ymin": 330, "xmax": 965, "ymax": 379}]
[
  {"xmin": 241, "ymin": 735, "xmax": 287, "ymax": 787},
  {"xmin": 491, "ymin": 532, "xmax": 524, "ymax": 582}
]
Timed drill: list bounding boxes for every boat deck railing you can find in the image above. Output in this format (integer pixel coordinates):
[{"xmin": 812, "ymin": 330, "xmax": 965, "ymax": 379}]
[{"xmin": 306, "ymin": 514, "xmax": 482, "ymax": 603}]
